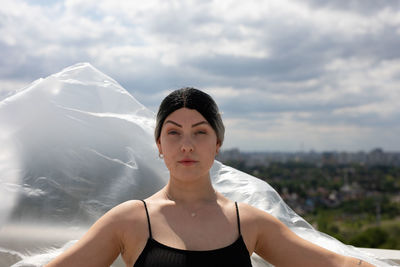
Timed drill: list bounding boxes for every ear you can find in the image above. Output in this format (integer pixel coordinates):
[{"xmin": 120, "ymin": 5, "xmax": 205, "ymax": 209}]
[
  {"xmin": 156, "ymin": 138, "xmax": 162, "ymax": 155},
  {"xmin": 216, "ymin": 141, "xmax": 221, "ymax": 155}
]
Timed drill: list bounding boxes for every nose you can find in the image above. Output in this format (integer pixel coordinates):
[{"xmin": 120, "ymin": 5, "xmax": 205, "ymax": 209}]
[{"xmin": 181, "ymin": 136, "xmax": 194, "ymax": 153}]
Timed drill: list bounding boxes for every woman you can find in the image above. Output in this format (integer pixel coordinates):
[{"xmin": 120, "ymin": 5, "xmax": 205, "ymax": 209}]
[{"xmin": 46, "ymin": 88, "xmax": 374, "ymax": 267}]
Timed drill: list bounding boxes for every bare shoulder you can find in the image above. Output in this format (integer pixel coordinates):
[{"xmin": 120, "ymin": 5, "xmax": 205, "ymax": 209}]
[
  {"xmin": 237, "ymin": 203, "xmax": 375, "ymax": 267},
  {"xmin": 236, "ymin": 202, "xmax": 292, "ymax": 243},
  {"xmin": 45, "ymin": 200, "xmax": 148, "ymax": 267},
  {"xmin": 234, "ymin": 202, "xmax": 280, "ymax": 255},
  {"xmin": 94, "ymin": 200, "xmax": 146, "ymax": 231},
  {"xmin": 107, "ymin": 199, "xmax": 146, "ymax": 221},
  {"xmin": 236, "ymin": 202, "xmax": 278, "ymax": 224},
  {"xmin": 92, "ymin": 199, "xmax": 150, "ymax": 265},
  {"xmin": 104, "ymin": 199, "xmax": 149, "ymax": 241}
]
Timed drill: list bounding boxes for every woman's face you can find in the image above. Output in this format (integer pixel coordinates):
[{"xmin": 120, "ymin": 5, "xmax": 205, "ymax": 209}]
[{"xmin": 157, "ymin": 108, "xmax": 220, "ymax": 182}]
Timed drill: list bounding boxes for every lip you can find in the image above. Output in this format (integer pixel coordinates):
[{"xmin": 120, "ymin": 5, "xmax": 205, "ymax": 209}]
[{"xmin": 178, "ymin": 159, "xmax": 198, "ymax": 166}]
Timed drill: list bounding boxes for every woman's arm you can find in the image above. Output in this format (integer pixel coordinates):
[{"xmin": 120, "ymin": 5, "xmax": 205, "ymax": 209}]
[
  {"xmin": 251, "ymin": 206, "xmax": 375, "ymax": 267},
  {"xmin": 45, "ymin": 200, "xmax": 143, "ymax": 267}
]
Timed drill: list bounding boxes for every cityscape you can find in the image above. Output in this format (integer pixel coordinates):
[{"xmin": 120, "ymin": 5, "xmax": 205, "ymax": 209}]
[
  {"xmin": 217, "ymin": 148, "xmax": 400, "ymax": 167},
  {"xmin": 217, "ymin": 148, "xmax": 400, "ymax": 249}
]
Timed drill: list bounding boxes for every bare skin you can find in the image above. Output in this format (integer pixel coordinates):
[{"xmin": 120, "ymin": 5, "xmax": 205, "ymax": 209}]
[{"xmin": 46, "ymin": 108, "xmax": 375, "ymax": 267}]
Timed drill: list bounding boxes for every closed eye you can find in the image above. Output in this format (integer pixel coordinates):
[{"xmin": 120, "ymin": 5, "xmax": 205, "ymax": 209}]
[
  {"xmin": 168, "ymin": 130, "xmax": 179, "ymax": 135},
  {"xmin": 196, "ymin": 130, "xmax": 207, "ymax": 135}
]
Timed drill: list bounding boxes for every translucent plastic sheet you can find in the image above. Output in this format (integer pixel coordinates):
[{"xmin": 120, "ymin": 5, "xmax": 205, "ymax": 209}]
[{"xmin": 0, "ymin": 63, "xmax": 396, "ymax": 266}]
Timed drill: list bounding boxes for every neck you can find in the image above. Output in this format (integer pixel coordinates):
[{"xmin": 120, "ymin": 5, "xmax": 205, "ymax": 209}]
[{"xmin": 164, "ymin": 175, "xmax": 217, "ymax": 205}]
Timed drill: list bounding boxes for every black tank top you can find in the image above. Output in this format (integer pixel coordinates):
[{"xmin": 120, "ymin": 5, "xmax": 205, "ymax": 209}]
[{"xmin": 134, "ymin": 200, "xmax": 253, "ymax": 267}]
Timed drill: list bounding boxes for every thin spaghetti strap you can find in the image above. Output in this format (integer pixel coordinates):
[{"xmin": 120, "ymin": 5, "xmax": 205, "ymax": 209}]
[
  {"xmin": 141, "ymin": 200, "xmax": 152, "ymax": 238},
  {"xmin": 235, "ymin": 201, "xmax": 241, "ymax": 236}
]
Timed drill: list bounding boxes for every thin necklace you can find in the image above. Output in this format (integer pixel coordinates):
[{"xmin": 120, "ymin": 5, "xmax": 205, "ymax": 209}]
[{"xmin": 164, "ymin": 191, "xmax": 216, "ymax": 217}]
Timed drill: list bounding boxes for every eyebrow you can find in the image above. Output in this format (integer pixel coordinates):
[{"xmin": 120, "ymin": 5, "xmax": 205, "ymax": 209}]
[{"xmin": 164, "ymin": 120, "xmax": 209, "ymax": 128}]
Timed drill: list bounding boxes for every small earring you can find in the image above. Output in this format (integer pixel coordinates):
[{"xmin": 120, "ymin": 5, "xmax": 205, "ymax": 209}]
[{"xmin": 159, "ymin": 153, "xmax": 164, "ymax": 159}]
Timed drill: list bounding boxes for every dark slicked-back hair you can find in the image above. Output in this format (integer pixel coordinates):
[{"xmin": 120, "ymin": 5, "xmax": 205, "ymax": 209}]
[{"xmin": 155, "ymin": 87, "xmax": 225, "ymax": 145}]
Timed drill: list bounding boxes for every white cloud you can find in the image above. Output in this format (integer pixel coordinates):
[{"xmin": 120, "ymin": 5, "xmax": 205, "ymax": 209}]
[{"xmin": 1, "ymin": 0, "xmax": 399, "ymax": 151}]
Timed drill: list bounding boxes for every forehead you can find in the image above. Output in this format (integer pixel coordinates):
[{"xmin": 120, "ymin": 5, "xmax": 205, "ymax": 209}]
[{"xmin": 163, "ymin": 108, "xmax": 207, "ymax": 126}]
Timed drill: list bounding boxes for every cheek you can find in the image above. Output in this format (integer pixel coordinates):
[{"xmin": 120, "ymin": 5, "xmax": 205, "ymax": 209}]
[
  {"xmin": 160, "ymin": 141, "xmax": 175, "ymax": 156},
  {"xmin": 158, "ymin": 135, "xmax": 172, "ymax": 153},
  {"xmin": 159, "ymin": 142, "xmax": 176, "ymax": 165},
  {"xmin": 202, "ymin": 141, "xmax": 218, "ymax": 158}
]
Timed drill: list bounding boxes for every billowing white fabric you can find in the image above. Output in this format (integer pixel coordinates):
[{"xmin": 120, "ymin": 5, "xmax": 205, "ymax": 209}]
[{"xmin": 0, "ymin": 63, "xmax": 395, "ymax": 266}]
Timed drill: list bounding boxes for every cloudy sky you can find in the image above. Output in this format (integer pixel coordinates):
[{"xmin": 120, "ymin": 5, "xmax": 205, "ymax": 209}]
[{"xmin": 1, "ymin": 0, "xmax": 399, "ymax": 152}]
